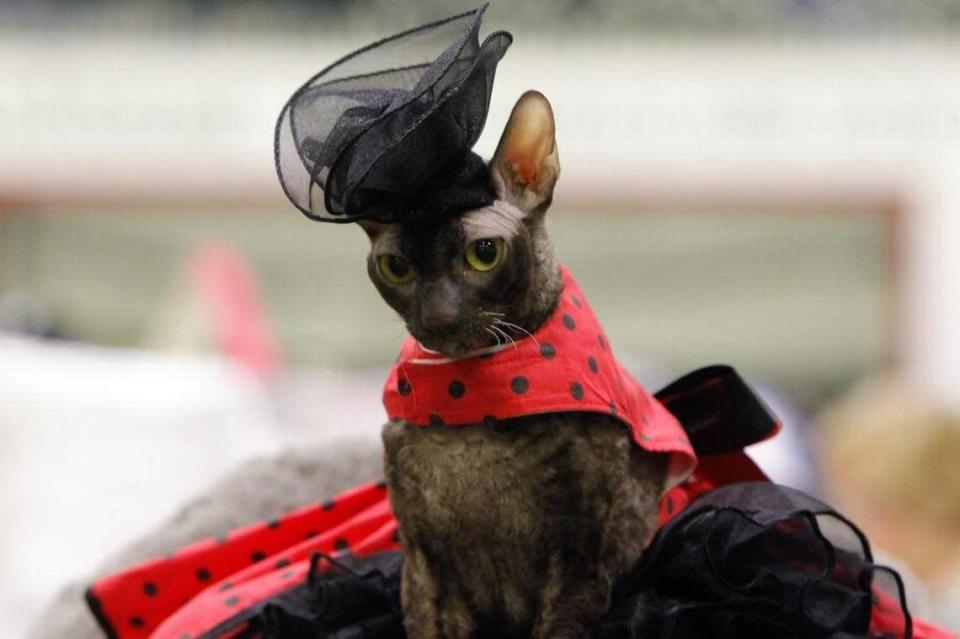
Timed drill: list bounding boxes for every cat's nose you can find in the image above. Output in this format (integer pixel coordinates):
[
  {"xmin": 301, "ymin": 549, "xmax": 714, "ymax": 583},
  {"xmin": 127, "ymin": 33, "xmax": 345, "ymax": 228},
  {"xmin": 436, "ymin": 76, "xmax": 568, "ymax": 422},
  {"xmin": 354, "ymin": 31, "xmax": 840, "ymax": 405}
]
[
  {"xmin": 420, "ymin": 301, "xmax": 459, "ymax": 330},
  {"xmin": 419, "ymin": 280, "xmax": 460, "ymax": 330}
]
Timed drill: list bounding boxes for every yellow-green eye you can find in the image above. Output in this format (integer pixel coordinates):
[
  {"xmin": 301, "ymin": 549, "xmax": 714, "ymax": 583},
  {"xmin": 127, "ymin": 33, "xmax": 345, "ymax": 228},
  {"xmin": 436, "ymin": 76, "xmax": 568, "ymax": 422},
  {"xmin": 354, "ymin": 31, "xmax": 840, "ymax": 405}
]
[
  {"xmin": 377, "ymin": 254, "xmax": 415, "ymax": 284},
  {"xmin": 465, "ymin": 238, "xmax": 505, "ymax": 272}
]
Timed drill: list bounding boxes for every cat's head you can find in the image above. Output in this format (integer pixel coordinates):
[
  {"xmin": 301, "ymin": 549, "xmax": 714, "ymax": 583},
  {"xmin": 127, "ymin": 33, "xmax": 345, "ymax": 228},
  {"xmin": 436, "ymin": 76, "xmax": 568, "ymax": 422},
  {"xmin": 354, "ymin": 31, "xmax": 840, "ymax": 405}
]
[{"xmin": 360, "ymin": 91, "xmax": 562, "ymax": 358}]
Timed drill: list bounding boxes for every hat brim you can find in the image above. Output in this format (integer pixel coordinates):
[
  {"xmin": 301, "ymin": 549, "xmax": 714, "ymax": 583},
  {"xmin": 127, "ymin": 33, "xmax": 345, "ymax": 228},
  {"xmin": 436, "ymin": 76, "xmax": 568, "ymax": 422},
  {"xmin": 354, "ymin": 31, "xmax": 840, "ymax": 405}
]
[{"xmin": 275, "ymin": 4, "xmax": 512, "ymax": 224}]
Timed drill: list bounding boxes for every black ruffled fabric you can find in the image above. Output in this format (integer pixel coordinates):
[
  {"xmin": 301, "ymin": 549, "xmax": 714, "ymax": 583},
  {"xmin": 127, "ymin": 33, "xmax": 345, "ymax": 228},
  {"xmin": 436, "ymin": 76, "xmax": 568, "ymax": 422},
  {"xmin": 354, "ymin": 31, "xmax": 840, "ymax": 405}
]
[
  {"xmin": 274, "ymin": 3, "xmax": 511, "ymax": 225},
  {"xmin": 600, "ymin": 482, "xmax": 911, "ymax": 639},
  {"xmin": 249, "ymin": 553, "xmax": 404, "ymax": 639},
  {"xmin": 246, "ymin": 482, "xmax": 913, "ymax": 639}
]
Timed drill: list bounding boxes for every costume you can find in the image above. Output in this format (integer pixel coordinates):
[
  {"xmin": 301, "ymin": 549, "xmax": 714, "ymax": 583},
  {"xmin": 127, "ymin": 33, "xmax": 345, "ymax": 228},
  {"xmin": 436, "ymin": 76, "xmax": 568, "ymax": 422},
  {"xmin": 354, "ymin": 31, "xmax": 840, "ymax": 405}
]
[
  {"xmin": 85, "ymin": 5, "xmax": 956, "ymax": 638},
  {"xmin": 384, "ymin": 265, "xmax": 697, "ymax": 493}
]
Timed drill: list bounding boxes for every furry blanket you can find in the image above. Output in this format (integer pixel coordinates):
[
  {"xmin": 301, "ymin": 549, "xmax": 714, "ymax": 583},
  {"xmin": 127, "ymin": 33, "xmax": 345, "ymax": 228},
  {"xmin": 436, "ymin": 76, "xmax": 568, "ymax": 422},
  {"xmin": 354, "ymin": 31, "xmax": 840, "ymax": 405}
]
[{"xmin": 24, "ymin": 438, "xmax": 383, "ymax": 639}]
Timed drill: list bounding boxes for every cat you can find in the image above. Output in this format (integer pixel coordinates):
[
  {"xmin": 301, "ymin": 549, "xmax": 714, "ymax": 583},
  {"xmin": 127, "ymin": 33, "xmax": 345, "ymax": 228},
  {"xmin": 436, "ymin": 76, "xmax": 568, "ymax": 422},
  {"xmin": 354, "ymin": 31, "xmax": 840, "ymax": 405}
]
[{"xmin": 363, "ymin": 91, "xmax": 668, "ymax": 639}]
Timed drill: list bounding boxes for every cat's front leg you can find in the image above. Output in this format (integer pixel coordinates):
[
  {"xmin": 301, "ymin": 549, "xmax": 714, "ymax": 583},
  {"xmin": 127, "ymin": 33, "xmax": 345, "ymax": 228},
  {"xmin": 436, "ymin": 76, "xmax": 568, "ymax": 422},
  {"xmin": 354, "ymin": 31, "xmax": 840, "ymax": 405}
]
[
  {"xmin": 530, "ymin": 551, "xmax": 611, "ymax": 639},
  {"xmin": 401, "ymin": 544, "xmax": 477, "ymax": 639}
]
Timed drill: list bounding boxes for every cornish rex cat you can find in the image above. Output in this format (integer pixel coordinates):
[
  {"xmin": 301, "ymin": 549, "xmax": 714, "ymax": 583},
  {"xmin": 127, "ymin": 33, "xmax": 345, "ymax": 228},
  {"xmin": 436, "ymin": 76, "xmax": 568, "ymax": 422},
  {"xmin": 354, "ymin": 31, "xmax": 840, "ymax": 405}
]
[{"xmin": 369, "ymin": 91, "xmax": 668, "ymax": 639}]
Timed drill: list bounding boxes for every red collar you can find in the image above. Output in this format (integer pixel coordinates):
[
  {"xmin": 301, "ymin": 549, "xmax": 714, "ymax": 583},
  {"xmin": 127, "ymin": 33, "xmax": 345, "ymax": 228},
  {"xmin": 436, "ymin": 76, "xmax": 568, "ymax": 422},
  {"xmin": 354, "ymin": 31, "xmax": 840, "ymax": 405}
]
[{"xmin": 383, "ymin": 266, "xmax": 696, "ymax": 490}]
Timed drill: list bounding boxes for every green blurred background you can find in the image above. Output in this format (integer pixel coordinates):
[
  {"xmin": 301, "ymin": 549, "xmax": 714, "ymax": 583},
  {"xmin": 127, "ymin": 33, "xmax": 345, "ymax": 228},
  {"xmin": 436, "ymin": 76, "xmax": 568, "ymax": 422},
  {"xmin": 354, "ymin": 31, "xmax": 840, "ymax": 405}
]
[{"xmin": 0, "ymin": 205, "xmax": 887, "ymax": 404}]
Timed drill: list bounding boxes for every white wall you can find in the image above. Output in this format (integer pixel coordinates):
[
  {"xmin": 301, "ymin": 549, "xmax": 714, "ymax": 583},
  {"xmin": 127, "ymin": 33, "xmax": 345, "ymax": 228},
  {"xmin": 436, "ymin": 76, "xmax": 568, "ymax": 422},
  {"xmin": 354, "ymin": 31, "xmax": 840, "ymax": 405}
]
[{"xmin": 0, "ymin": 334, "xmax": 280, "ymax": 636}]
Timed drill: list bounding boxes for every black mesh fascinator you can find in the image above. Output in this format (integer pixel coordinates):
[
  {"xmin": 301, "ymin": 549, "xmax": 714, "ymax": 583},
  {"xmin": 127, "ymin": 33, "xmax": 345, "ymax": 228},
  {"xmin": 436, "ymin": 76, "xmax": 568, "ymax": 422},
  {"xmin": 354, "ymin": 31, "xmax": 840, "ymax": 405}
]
[{"xmin": 275, "ymin": 4, "xmax": 512, "ymax": 225}]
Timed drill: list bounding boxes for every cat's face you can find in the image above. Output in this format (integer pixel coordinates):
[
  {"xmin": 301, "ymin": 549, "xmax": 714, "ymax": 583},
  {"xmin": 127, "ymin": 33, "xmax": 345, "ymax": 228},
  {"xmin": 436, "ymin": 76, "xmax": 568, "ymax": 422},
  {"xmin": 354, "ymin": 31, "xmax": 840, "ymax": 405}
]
[
  {"xmin": 360, "ymin": 91, "xmax": 561, "ymax": 358},
  {"xmin": 364, "ymin": 202, "xmax": 542, "ymax": 356}
]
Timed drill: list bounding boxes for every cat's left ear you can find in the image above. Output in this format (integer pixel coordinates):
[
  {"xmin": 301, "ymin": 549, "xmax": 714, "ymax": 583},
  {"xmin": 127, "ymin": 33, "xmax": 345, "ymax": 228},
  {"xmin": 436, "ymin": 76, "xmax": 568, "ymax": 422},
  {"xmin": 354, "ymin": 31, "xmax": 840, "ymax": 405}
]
[
  {"xmin": 358, "ymin": 219, "xmax": 386, "ymax": 242},
  {"xmin": 489, "ymin": 90, "xmax": 560, "ymax": 216}
]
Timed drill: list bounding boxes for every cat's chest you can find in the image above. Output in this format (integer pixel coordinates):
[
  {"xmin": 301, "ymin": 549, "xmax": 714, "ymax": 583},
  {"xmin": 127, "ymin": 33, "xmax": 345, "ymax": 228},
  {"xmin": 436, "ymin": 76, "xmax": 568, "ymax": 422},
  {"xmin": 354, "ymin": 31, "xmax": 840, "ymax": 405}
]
[{"xmin": 382, "ymin": 414, "xmax": 633, "ymax": 536}]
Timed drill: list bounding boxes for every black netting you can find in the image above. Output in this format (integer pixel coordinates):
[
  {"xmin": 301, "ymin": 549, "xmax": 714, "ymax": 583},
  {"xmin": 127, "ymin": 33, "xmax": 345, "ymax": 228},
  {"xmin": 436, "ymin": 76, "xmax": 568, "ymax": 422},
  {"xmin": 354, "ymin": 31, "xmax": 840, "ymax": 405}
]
[
  {"xmin": 274, "ymin": 3, "xmax": 512, "ymax": 224},
  {"xmin": 600, "ymin": 482, "xmax": 913, "ymax": 639}
]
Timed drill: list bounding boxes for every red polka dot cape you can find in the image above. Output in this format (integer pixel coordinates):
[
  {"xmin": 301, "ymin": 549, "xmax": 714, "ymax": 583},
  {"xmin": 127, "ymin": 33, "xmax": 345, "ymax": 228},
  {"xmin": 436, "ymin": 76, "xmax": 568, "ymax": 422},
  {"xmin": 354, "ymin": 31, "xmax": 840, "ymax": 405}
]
[
  {"xmin": 85, "ymin": 266, "xmax": 956, "ymax": 639},
  {"xmin": 383, "ymin": 265, "xmax": 697, "ymax": 492}
]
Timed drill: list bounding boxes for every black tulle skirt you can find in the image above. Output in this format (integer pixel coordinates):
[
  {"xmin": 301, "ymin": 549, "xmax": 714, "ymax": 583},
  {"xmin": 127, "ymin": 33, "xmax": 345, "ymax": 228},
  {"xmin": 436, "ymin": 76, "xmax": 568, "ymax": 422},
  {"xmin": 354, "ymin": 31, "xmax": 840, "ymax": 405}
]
[{"xmin": 249, "ymin": 482, "xmax": 919, "ymax": 639}]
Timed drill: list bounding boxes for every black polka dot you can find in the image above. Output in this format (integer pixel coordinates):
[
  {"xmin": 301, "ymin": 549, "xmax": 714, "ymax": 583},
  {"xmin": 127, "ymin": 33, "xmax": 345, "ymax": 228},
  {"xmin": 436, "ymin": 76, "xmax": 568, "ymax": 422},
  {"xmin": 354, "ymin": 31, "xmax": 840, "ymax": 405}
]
[
  {"xmin": 587, "ymin": 356, "xmax": 598, "ymax": 373},
  {"xmin": 333, "ymin": 538, "xmax": 350, "ymax": 551},
  {"xmin": 321, "ymin": 499, "xmax": 335, "ymax": 511},
  {"xmin": 448, "ymin": 380, "xmax": 466, "ymax": 399},
  {"xmin": 397, "ymin": 378, "xmax": 411, "ymax": 396},
  {"xmin": 142, "ymin": 582, "xmax": 158, "ymax": 597},
  {"xmin": 275, "ymin": 558, "xmax": 290, "ymax": 569},
  {"xmin": 375, "ymin": 479, "xmax": 387, "ymax": 490},
  {"xmin": 266, "ymin": 518, "xmax": 281, "ymax": 529},
  {"xmin": 540, "ymin": 343, "xmax": 556, "ymax": 358},
  {"xmin": 196, "ymin": 568, "xmax": 211, "ymax": 582},
  {"xmin": 570, "ymin": 382, "xmax": 584, "ymax": 400},
  {"xmin": 305, "ymin": 531, "xmax": 318, "ymax": 539},
  {"xmin": 511, "ymin": 376, "xmax": 529, "ymax": 394},
  {"xmin": 218, "ymin": 581, "xmax": 233, "ymax": 592},
  {"xmin": 251, "ymin": 551, "xmax": 266, "ymax": 563},
  {"xmin": 129, "ymin": 616, "xmax": 145, "ymax": 628},
  {"xmin": 563, "ymin": 314, "xmax": 576, "ymax": 330},
  {"xmin": 571, "ymin": 295, "xmax": 582, "ymax": 308},
  {"xmin": 429, "ymin": 413, "xmax": 445, "ymax": 426},
  {"xmin": 281, "ymin": 571, "xmax": 295, "ymax": 580},
  {"xmin": 482, "ymin": 414, "xmax": 497, "ymax": 428},
  {"xmin": 597, "ymin": 334, "xmax": 606, "ymax": 350},
  {"xmin": 224, "ymin": 595, "xmax": 239, "ymax": 607}
]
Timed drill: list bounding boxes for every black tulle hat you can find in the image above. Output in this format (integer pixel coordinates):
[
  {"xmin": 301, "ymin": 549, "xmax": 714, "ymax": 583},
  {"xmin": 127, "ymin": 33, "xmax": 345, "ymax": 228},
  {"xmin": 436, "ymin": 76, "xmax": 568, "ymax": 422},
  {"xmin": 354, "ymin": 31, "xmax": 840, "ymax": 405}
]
[{"xmin": 274, "ymin": 4, "xmax": 512, "ymax": 225}]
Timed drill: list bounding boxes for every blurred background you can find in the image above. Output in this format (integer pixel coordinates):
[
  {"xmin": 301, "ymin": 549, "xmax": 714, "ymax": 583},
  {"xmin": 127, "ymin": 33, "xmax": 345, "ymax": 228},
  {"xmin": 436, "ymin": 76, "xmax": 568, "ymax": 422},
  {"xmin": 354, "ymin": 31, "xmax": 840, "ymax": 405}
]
[{"xmin": 3, "ymin": 0, "xmax": 960, "ymax": 635}]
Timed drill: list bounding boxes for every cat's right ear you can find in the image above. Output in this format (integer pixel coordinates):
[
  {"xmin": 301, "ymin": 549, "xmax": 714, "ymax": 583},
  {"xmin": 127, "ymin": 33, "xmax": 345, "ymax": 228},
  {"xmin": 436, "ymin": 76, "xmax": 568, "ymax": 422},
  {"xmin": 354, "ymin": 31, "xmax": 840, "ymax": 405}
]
[
  {"xmin": 489, "ymin": 91, "xmax": 560, "ymax": 216},
  {"xmin": 358, "ymin": 220, "xmax": 386, "ymax": 242}
]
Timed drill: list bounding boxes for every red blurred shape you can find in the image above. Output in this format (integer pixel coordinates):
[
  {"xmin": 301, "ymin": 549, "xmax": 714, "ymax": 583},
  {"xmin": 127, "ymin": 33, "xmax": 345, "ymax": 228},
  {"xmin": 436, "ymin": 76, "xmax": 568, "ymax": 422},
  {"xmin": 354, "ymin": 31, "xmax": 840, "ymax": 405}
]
[{"xmin": 190, "ymin": 244, "xmax": 280, "ymax": 382}]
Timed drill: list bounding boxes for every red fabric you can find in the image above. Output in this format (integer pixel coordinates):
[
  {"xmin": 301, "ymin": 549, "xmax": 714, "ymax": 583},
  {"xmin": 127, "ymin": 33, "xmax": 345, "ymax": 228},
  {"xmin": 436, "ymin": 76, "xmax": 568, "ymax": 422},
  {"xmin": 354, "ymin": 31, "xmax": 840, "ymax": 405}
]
[
  {"xmin": 87, "ymin": 478, "xmax": 958, "ymax": 639},
  {"xmin": 914, "ymin": 618, "xmax": 957, "ymax": 639},
  {"xmin": 87, "ymin": 481, "xmax": 399, "ymax": 639},
  {"xmin": 383, "ymin": 265, "xmax": 697, "ymax": 490},
  {"xmin": 657, "ymin": 451, "xmax": 768, "ymax": 525}
]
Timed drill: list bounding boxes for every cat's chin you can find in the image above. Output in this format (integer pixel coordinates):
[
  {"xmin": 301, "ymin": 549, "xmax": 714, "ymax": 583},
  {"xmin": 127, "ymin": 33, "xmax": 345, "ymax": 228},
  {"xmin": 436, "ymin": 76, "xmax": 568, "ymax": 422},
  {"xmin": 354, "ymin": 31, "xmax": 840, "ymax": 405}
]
[{"xmin": 414, "ymin": 333, "xmax": 494, "ymax": 359}]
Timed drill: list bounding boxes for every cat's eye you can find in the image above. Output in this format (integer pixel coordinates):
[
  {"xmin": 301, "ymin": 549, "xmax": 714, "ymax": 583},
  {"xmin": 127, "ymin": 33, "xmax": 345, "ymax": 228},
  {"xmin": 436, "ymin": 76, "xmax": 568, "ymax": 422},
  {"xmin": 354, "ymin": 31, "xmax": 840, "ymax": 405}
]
[
  {"xmin": 377, "ymin": 254, "xmax": 415, "ymax": 284},
  {"xmin": 465, "ymin": 238, "xmax": 505, "ymax": 272}
]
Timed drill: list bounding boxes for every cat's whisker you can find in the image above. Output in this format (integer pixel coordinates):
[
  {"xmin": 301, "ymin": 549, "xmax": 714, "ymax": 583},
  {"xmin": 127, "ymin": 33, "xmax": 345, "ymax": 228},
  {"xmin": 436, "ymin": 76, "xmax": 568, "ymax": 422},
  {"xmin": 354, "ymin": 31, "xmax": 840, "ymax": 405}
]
[
  {"xmin": 494, "ymin": 319, "xmax": 539, "ymax": 349},
  {"xmin": 489, "ymin": 323, "xmax": 517, "ymax": 350},
  {"xmin": 484, "ymin": 327, "xmax": 503, "ymax": 347}
]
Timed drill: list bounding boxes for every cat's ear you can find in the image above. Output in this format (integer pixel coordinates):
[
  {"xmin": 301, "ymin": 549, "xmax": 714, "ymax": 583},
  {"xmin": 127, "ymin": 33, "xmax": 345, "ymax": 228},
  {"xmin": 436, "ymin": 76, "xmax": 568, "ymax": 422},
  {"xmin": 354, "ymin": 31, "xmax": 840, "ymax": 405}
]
[
  {"xmin": 358, "ymin": 219, "xmax": 386, "ymax": 242},
  {"xmin": 489, "ymin": 90, "xmax": 560, "ymax": 216}
]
